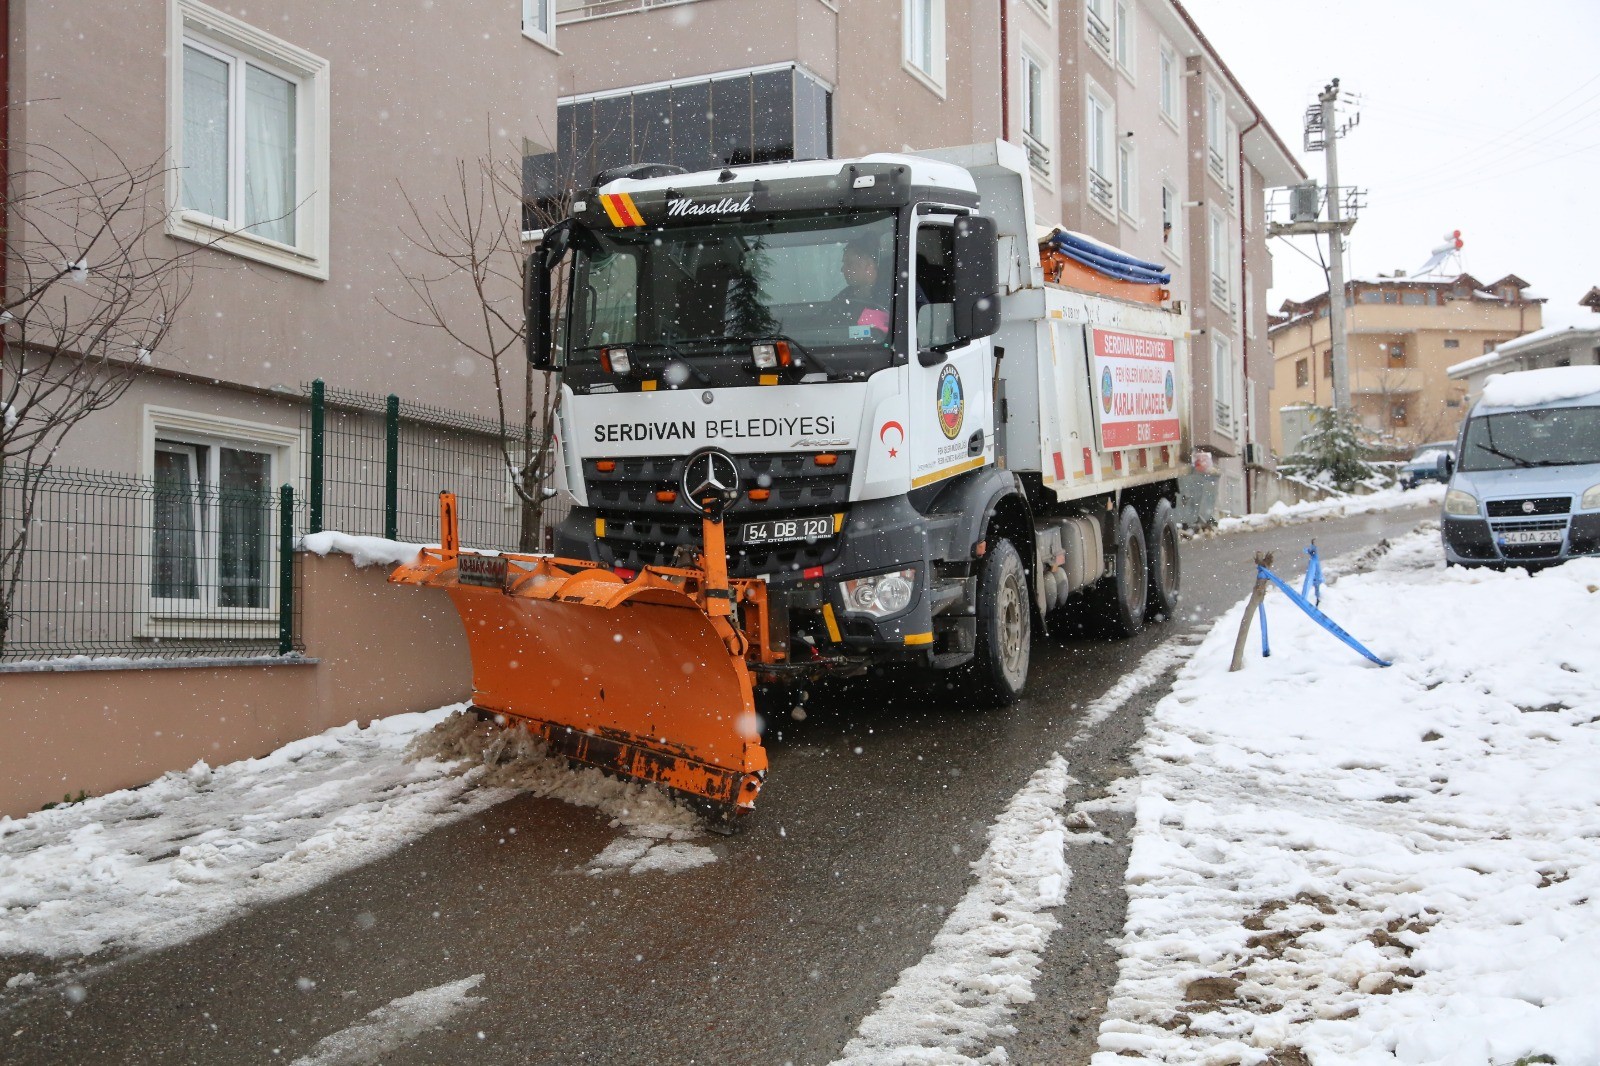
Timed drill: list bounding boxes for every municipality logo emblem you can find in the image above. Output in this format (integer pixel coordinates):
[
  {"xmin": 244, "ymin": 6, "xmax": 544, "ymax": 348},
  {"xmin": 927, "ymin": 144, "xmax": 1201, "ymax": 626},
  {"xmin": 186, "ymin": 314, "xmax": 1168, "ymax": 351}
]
[
  {"xmin": 1101, "ymin": 366, "xmax": 1115, "ymax": 415},
  {"xmin": 938, "ymin": 365, "xmax": 964, "ymax": 440},
  {"xmin": 1165, "ymin": 370, "xmax": 1175, "ymax": 411}
]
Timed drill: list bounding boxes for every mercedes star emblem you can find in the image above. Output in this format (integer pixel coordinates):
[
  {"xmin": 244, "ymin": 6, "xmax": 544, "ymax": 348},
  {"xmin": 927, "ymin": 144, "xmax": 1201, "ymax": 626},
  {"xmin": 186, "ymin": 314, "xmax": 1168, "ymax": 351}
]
[{"xmin": 682, "ymin": 448, "xmax": 740, "ymax": 512}]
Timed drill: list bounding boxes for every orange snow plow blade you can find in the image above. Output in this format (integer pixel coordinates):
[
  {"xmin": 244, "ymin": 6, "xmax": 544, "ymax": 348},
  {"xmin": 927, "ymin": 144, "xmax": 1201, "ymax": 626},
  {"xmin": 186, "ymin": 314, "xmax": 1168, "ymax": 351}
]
[{"xmin": 390, "ymin": 495, "xmax": 770, "ymax": 818}]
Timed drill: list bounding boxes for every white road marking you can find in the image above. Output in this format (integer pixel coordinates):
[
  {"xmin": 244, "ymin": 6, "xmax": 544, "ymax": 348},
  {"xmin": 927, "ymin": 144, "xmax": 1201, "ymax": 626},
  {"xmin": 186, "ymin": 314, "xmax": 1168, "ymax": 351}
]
[{"xmin": 289, "ymin": 975, "xmax": 486, "ymax": 1066}]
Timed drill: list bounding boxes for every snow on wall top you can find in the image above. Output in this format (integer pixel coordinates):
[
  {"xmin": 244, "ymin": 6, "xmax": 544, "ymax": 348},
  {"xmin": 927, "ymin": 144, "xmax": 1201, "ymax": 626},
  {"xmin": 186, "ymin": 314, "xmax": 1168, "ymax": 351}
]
[
  {"xmin": 1477, "ymin": 365, "xmax": 1600, "ymax": 411},
  {"xmin": 300, "ymin": 531, "xmax": 424, "ymax": 568}
]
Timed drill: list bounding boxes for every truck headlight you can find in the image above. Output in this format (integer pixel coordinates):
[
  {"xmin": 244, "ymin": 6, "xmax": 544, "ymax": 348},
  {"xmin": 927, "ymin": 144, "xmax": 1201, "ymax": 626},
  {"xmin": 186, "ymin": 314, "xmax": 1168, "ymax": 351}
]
[
  {"xmin": 839, "ymin": 570, "xmax": 916, "ymax": 617},
  {"xmin": 1582, "ymin": 484, "xmax": 1600, "ymax": 510},
  {"xmin": 601, "ymin": 346, "xmax": 630, "ymax": 374},
  {"xmin": 1443, "ymin": 489, "xmax": 1479, "ymax": 517}
]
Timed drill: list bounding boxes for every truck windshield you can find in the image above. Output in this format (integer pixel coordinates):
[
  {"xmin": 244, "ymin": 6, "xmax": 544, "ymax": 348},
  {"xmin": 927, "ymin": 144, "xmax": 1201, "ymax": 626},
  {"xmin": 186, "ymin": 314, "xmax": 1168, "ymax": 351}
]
[
  {"xmin": 563, "ymin": 211, "xmax": 899, "ymax": 384},
  {"xmin": 1458, "ymin": 406, "xmax": 1600, "ymax": 470}
]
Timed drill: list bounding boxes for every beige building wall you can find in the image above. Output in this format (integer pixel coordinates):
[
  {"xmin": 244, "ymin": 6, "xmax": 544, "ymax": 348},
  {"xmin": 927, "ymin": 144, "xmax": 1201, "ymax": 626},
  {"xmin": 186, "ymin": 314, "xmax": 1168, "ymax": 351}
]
[
  {"xmin": 0, "ymin": 553, "xmax": 472, "ymax": 819},
  {"xmin": 9, "ymin": 0, "xmax": 561, "ymax": 460},
  {"xmin": 1269, "ymin": 280, "xmax": 1545, "ymax": 454}
]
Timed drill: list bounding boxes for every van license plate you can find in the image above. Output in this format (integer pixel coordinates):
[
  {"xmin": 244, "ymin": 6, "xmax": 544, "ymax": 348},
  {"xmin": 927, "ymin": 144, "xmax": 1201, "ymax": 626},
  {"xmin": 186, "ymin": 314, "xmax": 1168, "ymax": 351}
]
[
  {"xmin": 1500, "ymin": 530, "xmax": 1563, "ymax": 545},
  {"xmin": 457, "ymin": 553, "xmax": 508, "ymax": 587},
  {"xmin": 743, "ymin": 517, "xmax": 833, "ymax": 544}
]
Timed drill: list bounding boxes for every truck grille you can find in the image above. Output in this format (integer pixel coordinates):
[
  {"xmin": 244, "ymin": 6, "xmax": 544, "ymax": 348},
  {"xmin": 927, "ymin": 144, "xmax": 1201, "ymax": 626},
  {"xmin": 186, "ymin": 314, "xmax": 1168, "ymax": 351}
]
[{"xmin": 1486, "ymin": 497, "xmax": 1570, "ymax": 517}]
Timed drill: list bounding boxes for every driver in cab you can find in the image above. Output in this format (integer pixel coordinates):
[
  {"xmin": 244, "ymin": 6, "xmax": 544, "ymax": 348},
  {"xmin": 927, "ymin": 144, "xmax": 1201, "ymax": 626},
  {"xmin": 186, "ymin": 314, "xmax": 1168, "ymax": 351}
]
[{"xmin": 830, "ymin": 238, "xmax": 892, "ymax": 340}]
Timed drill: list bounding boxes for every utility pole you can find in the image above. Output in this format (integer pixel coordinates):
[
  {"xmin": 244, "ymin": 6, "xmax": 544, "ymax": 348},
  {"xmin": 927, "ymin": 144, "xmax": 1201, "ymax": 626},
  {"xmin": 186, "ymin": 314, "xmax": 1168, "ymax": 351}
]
[{"xmin": 1269, "ymin": 79, "xmax": 1362, "ymax": 412}]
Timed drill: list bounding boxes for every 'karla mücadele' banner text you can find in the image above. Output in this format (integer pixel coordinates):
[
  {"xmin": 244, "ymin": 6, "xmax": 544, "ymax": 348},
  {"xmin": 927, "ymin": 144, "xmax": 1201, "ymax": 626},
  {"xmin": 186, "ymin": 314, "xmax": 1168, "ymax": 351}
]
[{"xmin": 1090, "ymin": 328, "xmax": 1182, "ymax": 450}]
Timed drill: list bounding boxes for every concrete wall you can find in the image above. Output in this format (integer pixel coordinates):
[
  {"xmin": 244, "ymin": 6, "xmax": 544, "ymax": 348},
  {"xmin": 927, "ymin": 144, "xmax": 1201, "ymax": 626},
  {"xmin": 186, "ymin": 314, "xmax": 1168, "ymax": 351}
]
[{"xmin": 0, "ymin": 553, "xmax": 471, "ymax": 819}]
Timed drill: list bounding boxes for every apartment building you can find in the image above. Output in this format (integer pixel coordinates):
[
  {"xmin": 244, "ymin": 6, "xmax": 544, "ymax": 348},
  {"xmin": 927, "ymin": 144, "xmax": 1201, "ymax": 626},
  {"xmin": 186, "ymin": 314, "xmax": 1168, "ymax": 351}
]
[
  {"xmin": 7, "ymin": 0, "xmax": 559, "ymax": 476},
  {"xmin": 1269, "ymin": 273, "xmax": 1545, "ymax": 454},
  {"xmin": 536, "ymin": 0, "xmax": 1303, "ymax": 514}
]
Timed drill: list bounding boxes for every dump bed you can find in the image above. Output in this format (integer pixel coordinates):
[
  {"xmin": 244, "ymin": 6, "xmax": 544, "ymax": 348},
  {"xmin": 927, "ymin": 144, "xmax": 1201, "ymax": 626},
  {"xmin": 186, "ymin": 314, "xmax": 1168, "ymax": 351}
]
[{"xmin": 917, "ymin": 141, "xmax": 1191, "ymax": 503}]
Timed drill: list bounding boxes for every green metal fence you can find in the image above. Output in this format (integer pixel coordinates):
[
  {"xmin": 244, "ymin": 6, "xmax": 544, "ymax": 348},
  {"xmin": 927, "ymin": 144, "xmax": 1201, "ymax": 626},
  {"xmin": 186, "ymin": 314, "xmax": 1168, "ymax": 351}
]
[{"xmin": 0, "ymin": 466, "xmax": 304, "ymax": 664}]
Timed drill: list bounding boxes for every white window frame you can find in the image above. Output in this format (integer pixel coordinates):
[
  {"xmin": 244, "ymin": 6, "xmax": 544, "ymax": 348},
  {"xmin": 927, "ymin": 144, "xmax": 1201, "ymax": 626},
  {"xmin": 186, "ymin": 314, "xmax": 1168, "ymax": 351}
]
[
  {"xmin": 1213, "ymin": 334, "xmax": 1235, "ymax": 439},
  {"xmin": 523, "ymin": 0, "xmax": 558, "ymax": 50},
  {"xmin": 1020, "ymin": 50, "xmax": 1052, "ymax": 180},
  {"xmin": 1160, "ymin": 181, "xmax": 1182, "ymax": 262},
  {"xmin": 166, "ymin": 1, "xmax": 331, "ymax": 281},
  {"xmin": 1209, "ymin": 208, "xmax": 1230, "ymax": 308},
  {"xmin": 1158, "ymin": 41, "xmax": 1179, "ymax": 127},
  {"xmin": 1117, "ymin": 142, "xmax": 1138, "ymax": 225},
  {"xmin": 903, "ymin": 0, "xmax": 947, "ymax": 95},
  {"xmin": 1114, "ymin": 1, "xmax": 1136, "ymax": 80},
  {"xmin": 1025, "ymin": 0, "xmax": 1053, "ymax": 20},
  {"xmin": 1085, "ymin": 81, "xmax": 1116, "ymax": 220},
  {"xmin": 139, "ymin": 406, "xmax": 303, "ymax": 638},
  {"xmin": 1205, "ymin": 85, "xmax": 1227, "ymax": 181},
  {"xmin": 1085, "ymin": 0, "xmax": 1112, "ymax": 60}
]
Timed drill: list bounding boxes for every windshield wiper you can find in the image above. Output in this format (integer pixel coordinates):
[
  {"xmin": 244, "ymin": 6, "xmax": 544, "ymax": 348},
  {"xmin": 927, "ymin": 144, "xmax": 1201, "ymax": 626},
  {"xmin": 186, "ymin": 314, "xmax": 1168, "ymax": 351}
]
[{"xmin": 1472, "ymin": 442, "xmax": 1564, "ymax": 468}]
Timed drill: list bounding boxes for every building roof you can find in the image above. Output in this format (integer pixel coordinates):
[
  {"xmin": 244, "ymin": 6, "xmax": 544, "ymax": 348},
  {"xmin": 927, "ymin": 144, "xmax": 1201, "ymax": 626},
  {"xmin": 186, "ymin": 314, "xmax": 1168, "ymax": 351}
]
[
  {"xmin": 1580, "ymin": 287, "xmax": 1600, "ymax": 313},
  {"xmin": 1272, "ymin": 271, "xmax": 1545, "ymax": 332},
  {"xmin": 1446, "ymin": 324, "xmax": 1600, "ymax": 378}
]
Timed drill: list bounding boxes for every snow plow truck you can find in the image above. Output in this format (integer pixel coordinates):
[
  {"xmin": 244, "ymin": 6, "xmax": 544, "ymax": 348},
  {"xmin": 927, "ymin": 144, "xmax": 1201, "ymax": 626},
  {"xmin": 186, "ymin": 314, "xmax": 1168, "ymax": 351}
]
[{"xmin": 391, "ymin": 140, "xmax": 1190, "ymax": 822}]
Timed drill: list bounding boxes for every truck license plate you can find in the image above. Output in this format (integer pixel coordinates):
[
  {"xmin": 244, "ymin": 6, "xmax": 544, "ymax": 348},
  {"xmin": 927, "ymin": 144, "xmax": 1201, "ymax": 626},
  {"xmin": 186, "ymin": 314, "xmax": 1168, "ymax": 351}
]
[
  {"xmin": 1500, "ymin": 529, "xmax": 1563, "ymax": 546},
  {"xmin": 743, "ymin": 516, "xmax": 833, "ymax": 545},
  {"xmin": 457, "ymin": 553, "xmax": 508, "ymax": 588}
]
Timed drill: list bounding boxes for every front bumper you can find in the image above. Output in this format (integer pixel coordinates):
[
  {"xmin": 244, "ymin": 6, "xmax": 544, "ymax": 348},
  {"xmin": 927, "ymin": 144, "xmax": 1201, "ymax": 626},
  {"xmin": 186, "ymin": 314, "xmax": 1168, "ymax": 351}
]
[{"xmin": 1442, "ymin": 512, "xmax": 1600, "ymax": 566}]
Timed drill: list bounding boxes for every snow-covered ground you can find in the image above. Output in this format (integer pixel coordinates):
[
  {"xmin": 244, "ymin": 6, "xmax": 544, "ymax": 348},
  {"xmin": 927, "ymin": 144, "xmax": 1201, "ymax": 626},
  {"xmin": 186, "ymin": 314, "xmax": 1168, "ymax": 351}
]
[
  {"xmin": 0, "ymin": 709, "xmax": 710, "ymax": 976},
  {"xmin": 1094, "ymin": 527, "xmax": 1600, "ymax": 1065},
  {"xmin": 1206, "ymin": 482, "xmax": 1445, "ymax": 537}
]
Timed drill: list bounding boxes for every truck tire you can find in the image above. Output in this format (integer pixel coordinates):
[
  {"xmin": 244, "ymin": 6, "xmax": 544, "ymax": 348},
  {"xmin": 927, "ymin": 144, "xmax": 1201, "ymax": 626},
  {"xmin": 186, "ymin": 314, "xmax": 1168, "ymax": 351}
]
[
  {"xmin": 1145, "ymin": 498, "xmax": 1181, "ymax": 622},
  {"xmin": 963, "ymin": 537, "xmax": 1031, "ymax": 705},
  {"xmin": 1091, "ymin": 505, "xmax": 1148, "ymax": 638}
]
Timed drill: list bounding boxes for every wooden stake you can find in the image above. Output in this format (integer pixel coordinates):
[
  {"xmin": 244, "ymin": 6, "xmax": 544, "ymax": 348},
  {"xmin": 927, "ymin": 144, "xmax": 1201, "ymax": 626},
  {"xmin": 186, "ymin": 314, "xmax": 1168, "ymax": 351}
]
[{"xmin": 1229, "ymin": 551, "xmax": 1274, "ymax": 672}]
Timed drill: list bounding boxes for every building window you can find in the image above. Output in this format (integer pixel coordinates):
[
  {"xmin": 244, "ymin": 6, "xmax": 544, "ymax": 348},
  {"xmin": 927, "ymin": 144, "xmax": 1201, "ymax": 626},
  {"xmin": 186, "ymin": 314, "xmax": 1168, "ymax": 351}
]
[
  {"xmin": 523, "ymin": 0, "xmax": 554, "ymax": 45},
  {"xmin": 1391, "ymin": 401, "xmax": 1408, "ymax": 427},
  {"xmin": 1295, "ymin": 358, "xmax": 1309, "ymax": 388},
  {"xmin": 143, "ymin": 407, "xmax": 300, "ymax": 634},
  {"xmin": 1444, "ymin": 338, "xmax": 1460, "ymax": 349},
  {"xmin": 1208, "ymin": 209, "xmax": 1229, "ymax": 305},
  {"xmin": 1322, "ymin": 350, "xmax": 1333, "ymax": 379},
  {"xmin": 1160, "ymin": 183, "xmax": 1180, "ymax": 256},
  {"xmin": 1085, "ymin": 0, "xmax": 1112, "ymax": 57},
  {"xmin": 1114, "ymin": 2, "xmax": 1135, "ymax": 77},
  {"xmin": 1117, "ymin": 143, "xmax": 1137, "ymax": 221},
  {"xmin": 1158, "ymin": 43, "xmax": 1178, "ymax": 123},
  {"xmin": 1020, "ymin": 52, "xmax": 1051, "ymax": 177},
  {"xmin": 1213, "ymin": 335, "xmax": 1234, "ymax": 437},
  {"xmin": 1483, "ymin": 339, "xmax": 1502, "ymax": 353},
  {"xmin": 1205, "ymin": 86, "xmax": 1226, "ymax": 179},
  {"xmin": 168, "ymin": 2, "xmax": 330, "ymax": 279},
  {"xmin": 1086, "ymin": 84, "xmax": 1114, "ymax": 214},
  {"xmin": 1401, "ymin": 291, "xmax": 1426, "ymax": 305},
  {"xmin": 1387, "ymin": 342, "xmax": 1406, "ymax": 366},
  {"xmin": 1383, "ymin": 291, "xmax": 1399, "ymax": 304},
  {"xmin": 904, "ymin": 0, "xmax": 946, "ymax": 89},
  {"xmin": 1358, "ymin": 290, "xmax": 1382, "ymax": 304}
]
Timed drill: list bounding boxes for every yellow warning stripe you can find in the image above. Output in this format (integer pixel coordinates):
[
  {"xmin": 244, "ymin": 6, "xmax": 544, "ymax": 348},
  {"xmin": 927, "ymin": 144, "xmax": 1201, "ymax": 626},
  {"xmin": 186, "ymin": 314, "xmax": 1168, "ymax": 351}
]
[
  {"xmin": 910, "ymin": 455, "xmax": 986, "ymax": 489},
  {"xmin": 600, "ymin": 193, "xmax": 645, "ymax": 227},
  {"xmin": 821, "ymin": 602, "xmax": 842, "ymax": 643},
  {"xmin": 903, "ymin": 632, "xmax": 934, "ymax": 646},
  {"xmin": 598, "ymin": 195, "xmax": 626, "ymax": 227}
]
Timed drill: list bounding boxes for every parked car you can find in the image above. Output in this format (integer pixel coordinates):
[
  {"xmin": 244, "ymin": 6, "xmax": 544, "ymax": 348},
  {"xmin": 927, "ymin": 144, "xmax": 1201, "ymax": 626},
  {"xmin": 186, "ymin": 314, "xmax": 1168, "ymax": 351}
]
[
  {"xmin": 1440, "ymin": 367, "xmax": 1600, "ymax": 568},
  {"xmin": 1400, "ymin": 440, "xmax": 1457, "ymax": 489}
]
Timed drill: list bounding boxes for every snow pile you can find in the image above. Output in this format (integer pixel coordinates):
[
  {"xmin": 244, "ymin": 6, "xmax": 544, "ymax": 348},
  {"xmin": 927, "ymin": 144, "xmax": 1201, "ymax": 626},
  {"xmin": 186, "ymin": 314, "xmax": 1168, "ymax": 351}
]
[
  {"xmin": 289, "ymin": 974, "xmax": 486, "ymax": 1066},
  {"xmin": 1094, "ymin": 530, "xmax": 1600, "ymax": 1065},
  {"xmin": 299, "ymin": 530, "xmax": 424, "ymax": 568},
  {"xmin": 834, "ymin": 755, "xmax": 1073, "ymax": 1065},
  {"xmin": 1206, "ymin": 481, "xmax": 1443, "ymax": 536},
  {"xmin": 1479, "ymin": 365, "xmax": 1600, "ymax": 409},
  {"xmin": 0, "ymin": 709, "xmax": 712, "ymax": 967}
]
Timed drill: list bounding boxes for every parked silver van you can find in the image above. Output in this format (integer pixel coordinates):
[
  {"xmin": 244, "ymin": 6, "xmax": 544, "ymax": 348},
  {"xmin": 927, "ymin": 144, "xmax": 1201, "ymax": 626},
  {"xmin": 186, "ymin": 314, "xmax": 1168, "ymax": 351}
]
[{"xmin": 1440, "ymin": 366, "xmax": 1600, "ymax": 568}]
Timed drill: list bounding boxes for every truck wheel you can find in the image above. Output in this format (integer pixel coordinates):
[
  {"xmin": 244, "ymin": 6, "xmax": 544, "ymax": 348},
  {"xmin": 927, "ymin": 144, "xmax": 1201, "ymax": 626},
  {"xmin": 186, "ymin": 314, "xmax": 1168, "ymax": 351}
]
[
  {"xmin": 1145, "ymin": 498, "xmax": 1181, "ymax": 622},
  {"xmin": 964, "ymin": 537, "xmax": 1031, "ymax": 705},
  {"xmin": 1092, "ymin": 505, "xmax": 1148, "ymax": 637}
]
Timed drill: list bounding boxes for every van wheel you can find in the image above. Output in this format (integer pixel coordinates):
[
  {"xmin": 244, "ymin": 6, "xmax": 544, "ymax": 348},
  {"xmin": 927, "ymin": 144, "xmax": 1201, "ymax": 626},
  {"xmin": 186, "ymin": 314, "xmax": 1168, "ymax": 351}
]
[
  {"xmin": 1090, "ymin": 505, "xmax": 1148, "ymax": 638},
  {"xmin": 1145, "ymin": 498, "xmax": 1181, "ymax": 621},
  {"xmin": 961, "ymin": 537, "xmax": 1031, "ymax": 705}
]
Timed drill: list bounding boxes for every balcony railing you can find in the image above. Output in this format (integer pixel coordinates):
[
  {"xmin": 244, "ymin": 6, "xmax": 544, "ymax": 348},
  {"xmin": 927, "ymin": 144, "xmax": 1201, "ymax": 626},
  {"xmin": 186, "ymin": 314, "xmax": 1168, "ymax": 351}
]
[
  {"xmin": 1023, "ymin": 132, "xmax": 1052, "ymax": 178},
  {"xmin": 1214, "ymin": 401, "xmax": 1234, "ymax": 436},
  {"xmin": 1089, "ymin": 169, "xmax": 1114, "ymax": 212},
  {"xmin": 1085, "ymin": 7, "xmax": 1112, "ymax": 54},
  {"xmin": 1207, "ymin": 145, "xmax": 1227, "ymax": 181},
  {"xmin": 1210, "ymin": 272, "xmax": 1229, "ymax": 305},
  {"xmin": 557, "ymin": 0, "xmax": 699, "ymax": 24}
]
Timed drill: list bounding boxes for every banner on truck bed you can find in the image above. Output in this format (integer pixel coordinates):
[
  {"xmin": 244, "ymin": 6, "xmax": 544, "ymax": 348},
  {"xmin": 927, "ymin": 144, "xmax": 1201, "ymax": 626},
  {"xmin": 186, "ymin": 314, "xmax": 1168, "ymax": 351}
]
[{"xmin": 1088, "ymin": 327, "xmax": 1181, "ymax": 450}]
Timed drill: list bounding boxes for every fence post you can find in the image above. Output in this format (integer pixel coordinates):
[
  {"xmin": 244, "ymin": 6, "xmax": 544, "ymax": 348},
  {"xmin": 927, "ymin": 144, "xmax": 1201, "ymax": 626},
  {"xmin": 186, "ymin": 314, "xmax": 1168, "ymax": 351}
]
[
  {"xmin": 279, "ymin": 484, "xmax": 296, "ymax": 656},
  {"xmin": 308, "ymin": 379, "xmax": 325, "ymax": 534},
  {"xmin": 384, "ymin": 394, "xmax": 400, "ymax": 541}
]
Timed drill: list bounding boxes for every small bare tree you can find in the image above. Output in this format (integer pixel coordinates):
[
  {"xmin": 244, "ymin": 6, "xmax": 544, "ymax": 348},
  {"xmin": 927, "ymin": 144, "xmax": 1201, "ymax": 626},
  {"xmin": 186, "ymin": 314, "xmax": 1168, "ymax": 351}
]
[
  {"xmin": 1, "ymin": 129, "xmax": 193, "ymax": 654},
  {"xmin": 382, "ymin": 139, "xmax": 581, "ymax": 552}
]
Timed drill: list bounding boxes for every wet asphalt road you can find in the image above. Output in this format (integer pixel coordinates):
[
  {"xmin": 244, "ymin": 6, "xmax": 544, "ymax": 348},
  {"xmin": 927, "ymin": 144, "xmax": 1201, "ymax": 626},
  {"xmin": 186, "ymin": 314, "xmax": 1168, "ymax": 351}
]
[{"xmin": 0, "ymin": 507, "xmax": 1436, "ymax": 1065}]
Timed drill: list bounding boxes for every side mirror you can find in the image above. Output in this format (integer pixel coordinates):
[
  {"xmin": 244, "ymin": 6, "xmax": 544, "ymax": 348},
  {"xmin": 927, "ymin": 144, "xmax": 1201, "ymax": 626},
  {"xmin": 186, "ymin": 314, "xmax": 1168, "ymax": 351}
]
[
  {"xmin": 527, "ymin": 221, "xmax": 574, "ymax": 370},
  {"xmin": 1436, "ymin": 453, "xmax": 1455, "ymax": 479},
  {"xmin": 951, "ymin": 216, "xmax": 1001, "ymax": 344}
]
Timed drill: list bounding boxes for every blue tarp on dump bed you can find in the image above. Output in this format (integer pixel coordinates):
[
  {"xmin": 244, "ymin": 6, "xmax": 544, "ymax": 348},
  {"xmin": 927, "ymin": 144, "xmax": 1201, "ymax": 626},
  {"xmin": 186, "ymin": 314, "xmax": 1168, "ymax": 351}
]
[{"xmin": 1043, "ymin": 228, "xmax": 1171, "ymax": 285}]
